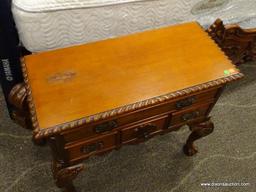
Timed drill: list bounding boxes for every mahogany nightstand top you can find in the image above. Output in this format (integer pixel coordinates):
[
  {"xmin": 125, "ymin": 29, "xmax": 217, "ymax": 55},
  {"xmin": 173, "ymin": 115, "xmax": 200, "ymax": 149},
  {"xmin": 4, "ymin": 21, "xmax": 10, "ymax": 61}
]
[{"xmin": 23, "ymin": 22, "xmax": 242, "ymax": 130}]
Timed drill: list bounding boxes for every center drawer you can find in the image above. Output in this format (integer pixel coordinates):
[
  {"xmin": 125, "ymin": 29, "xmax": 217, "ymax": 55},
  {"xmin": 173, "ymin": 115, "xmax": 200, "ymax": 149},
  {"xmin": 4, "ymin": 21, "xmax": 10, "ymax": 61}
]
[{"xmin": 121, "ymin": 115, "xmax": 169, "ymax": 145}]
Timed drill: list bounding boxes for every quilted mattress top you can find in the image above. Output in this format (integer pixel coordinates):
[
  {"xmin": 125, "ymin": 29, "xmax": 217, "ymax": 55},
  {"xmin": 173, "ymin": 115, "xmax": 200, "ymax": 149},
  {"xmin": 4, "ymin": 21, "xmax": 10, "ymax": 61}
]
[
  {"xmin": 12, "ymin": 0, "xmax": 149, "ymax": 12},
  {"xmin": 12, "ymin": 0, "xmax": 256, "ymax": 52}
]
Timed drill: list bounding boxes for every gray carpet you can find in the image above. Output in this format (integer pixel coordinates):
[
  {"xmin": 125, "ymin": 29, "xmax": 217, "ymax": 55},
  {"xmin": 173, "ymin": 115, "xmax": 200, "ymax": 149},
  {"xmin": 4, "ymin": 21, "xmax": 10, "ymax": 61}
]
[{"xmin": 0, "ymin": 62, "xmax": 255, "ymax": 192}]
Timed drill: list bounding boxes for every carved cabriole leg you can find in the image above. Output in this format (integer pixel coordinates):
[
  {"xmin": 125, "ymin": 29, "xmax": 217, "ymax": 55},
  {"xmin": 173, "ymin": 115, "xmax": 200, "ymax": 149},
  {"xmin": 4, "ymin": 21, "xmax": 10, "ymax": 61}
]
[
  {"xmin": 183, "ymin": 117, "xmax": 214, "ymax": 156},
  {"xmin": 8, "ymin": 83, "xmax": 32, "ymax": 129},
  {"xmin": 52, "ymin": 160, "xmax": 84, "ymax": 192},
  {"xmin": 33, "ymin": 137, "xmax": 47, "ymax": 146},
  {"xmin": 207, "ymin": 18, "xmax": 256, "ymax": 65},
  {"xmin": 49, "ymin": 137, "xmax": 84, "ymax": 192},
  {"xmin": 8, "ymin": 83, "xmax": 47, "ymax": 145}
]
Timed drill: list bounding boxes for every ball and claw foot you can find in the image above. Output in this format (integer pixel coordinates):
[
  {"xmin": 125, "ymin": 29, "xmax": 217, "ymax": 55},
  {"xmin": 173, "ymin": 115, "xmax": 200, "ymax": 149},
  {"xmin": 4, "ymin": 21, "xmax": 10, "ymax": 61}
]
[
  {"xmin": 183, "ymin": 118, "xmax": 214, "ymax": 156},
  {"xmin": 183, "ymin": 143, "xmax": 198, "ymax": 156}
]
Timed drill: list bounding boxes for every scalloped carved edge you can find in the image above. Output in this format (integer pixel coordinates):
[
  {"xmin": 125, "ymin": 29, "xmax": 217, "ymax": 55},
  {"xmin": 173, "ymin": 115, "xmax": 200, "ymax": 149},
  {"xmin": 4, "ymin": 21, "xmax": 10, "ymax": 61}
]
[
  {"xmin": 207, "ymin": 18, "xmax": 256, "ymax": 65},
  {"xmin": 21, "ymin": 51, "xmax": 244, "ymax": 140}
]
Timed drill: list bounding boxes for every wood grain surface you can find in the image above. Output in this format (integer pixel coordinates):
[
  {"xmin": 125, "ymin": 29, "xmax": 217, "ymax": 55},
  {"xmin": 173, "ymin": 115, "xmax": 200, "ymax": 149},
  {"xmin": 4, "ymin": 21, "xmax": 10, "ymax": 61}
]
[{"xmin": 23, "ymin": 22, "xmax": 240, "ymax": 129}]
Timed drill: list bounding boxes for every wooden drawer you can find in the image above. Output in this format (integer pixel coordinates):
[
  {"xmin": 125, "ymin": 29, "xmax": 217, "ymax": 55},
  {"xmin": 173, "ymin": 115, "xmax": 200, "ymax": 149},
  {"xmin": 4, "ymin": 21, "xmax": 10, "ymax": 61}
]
[
  {"xmin": 121, "ymin": 115, "xmax": 169, "ymax": 145},
  {"xmin": 64, "ymin": 132, "xmax": 118, "ymax": 162},
  {"xmin": 61, "ymin": 88, "xmax": 219, "ymax": 143},
  {"xmin": 169, "ymin": 102, "xmax": 213, "ymax": 127}
]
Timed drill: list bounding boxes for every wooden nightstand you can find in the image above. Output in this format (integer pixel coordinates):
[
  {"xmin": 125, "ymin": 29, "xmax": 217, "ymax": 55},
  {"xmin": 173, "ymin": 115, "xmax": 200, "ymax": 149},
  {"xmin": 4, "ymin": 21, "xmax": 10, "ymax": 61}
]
[{"xmin": 9, "ymin": 22, "xmax": 243, "ymax": 192}]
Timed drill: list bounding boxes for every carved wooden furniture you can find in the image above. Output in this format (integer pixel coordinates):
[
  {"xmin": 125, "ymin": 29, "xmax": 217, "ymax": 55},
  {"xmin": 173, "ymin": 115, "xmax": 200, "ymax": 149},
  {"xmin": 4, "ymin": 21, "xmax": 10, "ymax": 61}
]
[
  {"xmin": 207, "ymin": 18, "xmax": 256, "ymax": 65},
  {"xmin": 9, "ymin": 22, "xmax": 243, "ymax": 192},
  {"xmin": 5, "ymin": 19, "xmax": 255, "ymax": 127}
]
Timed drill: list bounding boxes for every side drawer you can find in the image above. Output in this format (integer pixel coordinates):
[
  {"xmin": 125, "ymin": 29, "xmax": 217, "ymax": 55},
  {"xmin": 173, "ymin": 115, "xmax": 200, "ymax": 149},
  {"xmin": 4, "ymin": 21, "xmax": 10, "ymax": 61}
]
[
  {"xmin": 169, "ymin": 102, "xmax": 213, "ymax": 127},
  {"xmin": 64, "ymin": 132, "xmax": 118, "ymax": 163},
  {"xmin": 121, "ymin": 115, "xmax": 169, "ymax": 145}
]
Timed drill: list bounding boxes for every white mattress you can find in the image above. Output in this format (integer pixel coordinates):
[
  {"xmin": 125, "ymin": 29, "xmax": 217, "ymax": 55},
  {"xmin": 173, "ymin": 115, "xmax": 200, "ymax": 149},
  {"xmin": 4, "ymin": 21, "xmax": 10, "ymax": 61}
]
[{"xmin": 12, "ymin": 0, "xmax": 256, "ymax": 52}]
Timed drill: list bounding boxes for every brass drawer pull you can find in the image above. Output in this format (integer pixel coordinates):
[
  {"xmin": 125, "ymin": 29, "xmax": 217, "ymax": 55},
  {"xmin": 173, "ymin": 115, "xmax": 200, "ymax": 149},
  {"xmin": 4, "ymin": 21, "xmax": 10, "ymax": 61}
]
[
  {"xmin": 176, "ymin": 96, "xmax": 196, "ymax": 109},
  {"xmin": 181, "ymin": 111, "xmax": 200, "ymax": 121},
  {"xmin": 94, "ymin": 120, "xmax": 118, "ymax": 133},
  {"xmin": 81, "ymin": 142, "xmax": 104, "ymax": 154},
  {"xmin": 134, "ymin": 123, "xmax": 157, "ymax": 139}
]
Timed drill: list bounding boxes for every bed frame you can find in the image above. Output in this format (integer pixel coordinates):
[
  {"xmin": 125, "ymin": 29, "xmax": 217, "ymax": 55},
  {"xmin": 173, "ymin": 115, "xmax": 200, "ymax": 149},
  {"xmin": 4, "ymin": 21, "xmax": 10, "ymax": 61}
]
[{"xmin": 207, "ymin": 19, "xmax": 256, "ymax": 65}]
